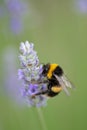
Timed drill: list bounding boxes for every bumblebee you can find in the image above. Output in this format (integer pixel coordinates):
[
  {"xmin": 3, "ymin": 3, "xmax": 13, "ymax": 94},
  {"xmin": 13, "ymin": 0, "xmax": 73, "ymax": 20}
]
[{"xmin": 32, "ymin": 63, "xmax": 74, "ymax": 98}]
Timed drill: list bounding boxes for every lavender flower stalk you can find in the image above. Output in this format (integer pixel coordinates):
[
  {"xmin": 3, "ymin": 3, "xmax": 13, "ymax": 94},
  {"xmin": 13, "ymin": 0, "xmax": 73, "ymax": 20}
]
[{"xmin": 18, "ymin": 41, "xmax": 47, "ymax": 107}]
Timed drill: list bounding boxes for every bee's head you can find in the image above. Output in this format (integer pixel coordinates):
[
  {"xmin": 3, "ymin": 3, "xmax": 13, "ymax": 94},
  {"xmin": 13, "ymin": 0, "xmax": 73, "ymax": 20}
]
[{"xmin": 42, "ymin": 63, "xmax": 50, "ymax": 76}]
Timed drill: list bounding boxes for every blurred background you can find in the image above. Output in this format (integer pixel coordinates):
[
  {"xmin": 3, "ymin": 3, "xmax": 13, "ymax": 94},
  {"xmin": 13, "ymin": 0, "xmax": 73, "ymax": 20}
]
[{"xmin": 0, "ymin": 0, "xmax": 87, "ymax": 130}]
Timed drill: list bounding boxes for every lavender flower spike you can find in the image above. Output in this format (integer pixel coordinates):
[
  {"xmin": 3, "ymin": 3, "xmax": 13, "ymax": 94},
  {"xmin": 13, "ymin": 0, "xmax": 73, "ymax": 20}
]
[{"xmin": 18, "ymin": 41, "xmax": 47, "ymax": 107}]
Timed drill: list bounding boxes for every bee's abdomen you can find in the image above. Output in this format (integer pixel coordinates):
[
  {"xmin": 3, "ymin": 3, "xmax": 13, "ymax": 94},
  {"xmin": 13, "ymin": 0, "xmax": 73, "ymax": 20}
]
[
  {"xmin": 47, "ymin": 79, "xmax": 62, "ymax": 97},
  {"xmin": 47, "ymin": 91, "xmax": 59, "ymax": 97}
]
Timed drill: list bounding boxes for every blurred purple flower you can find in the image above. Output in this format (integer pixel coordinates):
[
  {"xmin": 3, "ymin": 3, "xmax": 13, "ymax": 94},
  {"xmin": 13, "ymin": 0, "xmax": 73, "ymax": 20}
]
[
  {"xmin": 18, "ymin": 41, "xmax": 48, "ymax": 107},
  {"xmin": 5, "ymin": 0, "xmax": 29, "ymax": 34},
  {"xmin": 10, "ymin": 17, "xmax": 23, "ymax": 34},
  {"xmin": 6, "ymin": 0, "xmax": 28, "ymax": 15},
  {"xmin": 3, "ymin": 47, "xmax": 25, "ymax": 105},
  {"xmin": 75, "ymin": 0, "xmax": 87, "ymax": 13},
  {"xmin": 0, "ymin": 6, "xmax": 6, "ymax": 17}
]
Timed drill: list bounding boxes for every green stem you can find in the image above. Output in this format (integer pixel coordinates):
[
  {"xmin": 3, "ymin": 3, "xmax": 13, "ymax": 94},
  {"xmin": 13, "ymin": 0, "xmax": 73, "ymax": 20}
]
[{"xmin": 36, "ymin": 107, "xmax": 48, "ymax": 130}]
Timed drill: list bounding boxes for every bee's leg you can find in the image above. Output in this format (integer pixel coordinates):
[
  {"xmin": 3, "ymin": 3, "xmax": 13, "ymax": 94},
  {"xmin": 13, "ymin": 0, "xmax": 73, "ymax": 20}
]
[
  {"xmin": 31, "ymin": 90, "xmax": 48, "ymax": 98},
  {"xmin": 31, "ymin": 80, "xmax": 48, "ymax": 85},
  {"xmin": 36, "ymin": 80, "xmax": 48, "ymax": 84}
]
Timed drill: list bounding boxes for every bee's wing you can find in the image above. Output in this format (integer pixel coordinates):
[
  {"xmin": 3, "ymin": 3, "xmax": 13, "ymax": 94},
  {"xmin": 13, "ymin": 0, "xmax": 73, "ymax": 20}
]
[
  {"xmin": 54, "ymin": 74, "xmax": 74, "ymax": 96},
  {"xmin": 61, "ymin": 74, "xmax": 75, "ymax": 89}
]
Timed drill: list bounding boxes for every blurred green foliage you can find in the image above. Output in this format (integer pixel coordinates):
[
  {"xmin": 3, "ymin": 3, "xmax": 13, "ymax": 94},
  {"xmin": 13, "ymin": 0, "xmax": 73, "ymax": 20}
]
[{"xmin": 0, "ymin": 0, "xmax": 87, "ymax": 130}]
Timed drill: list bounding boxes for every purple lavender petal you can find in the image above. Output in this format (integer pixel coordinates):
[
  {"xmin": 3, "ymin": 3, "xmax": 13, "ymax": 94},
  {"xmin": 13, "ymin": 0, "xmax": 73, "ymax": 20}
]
[
  {"xmin": 29, "ymin": 84, "xmax": 38, "ymax": 94},
  {"xmin": 18, "ymin": 69, "xmax": 24, "ymax": 80}
]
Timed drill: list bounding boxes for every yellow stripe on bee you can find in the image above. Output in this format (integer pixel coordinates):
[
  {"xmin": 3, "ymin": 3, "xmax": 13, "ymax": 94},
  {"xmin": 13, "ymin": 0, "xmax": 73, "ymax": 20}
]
[
  {"xmin": 47, "ymin": 64, "xmax": 58, "ymax": 78},
  {"xmin": 51, "ymin": 86, "xmax": 62, "ymax": 93}
]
